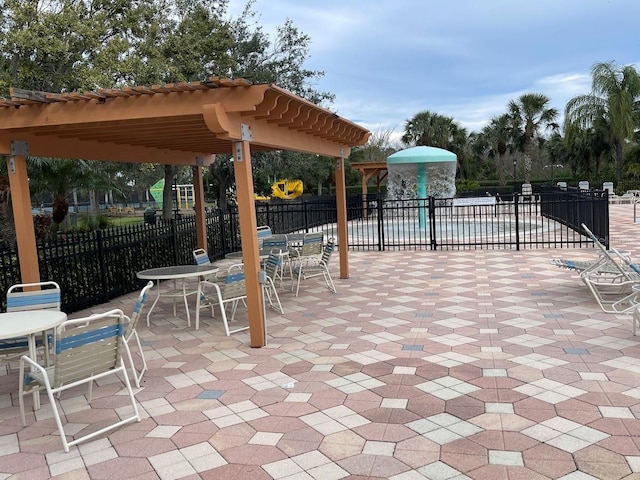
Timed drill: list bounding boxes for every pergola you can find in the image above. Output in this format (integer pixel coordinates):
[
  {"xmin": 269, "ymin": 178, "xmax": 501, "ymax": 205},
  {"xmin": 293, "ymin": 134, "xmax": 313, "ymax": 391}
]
[
  {"xmin": 350, "ymin": 161, "xmax": 388, "ymax": 217},
  {"xmin": 0, "ymin": 77, "xmax": 370, "ymax": 347}
]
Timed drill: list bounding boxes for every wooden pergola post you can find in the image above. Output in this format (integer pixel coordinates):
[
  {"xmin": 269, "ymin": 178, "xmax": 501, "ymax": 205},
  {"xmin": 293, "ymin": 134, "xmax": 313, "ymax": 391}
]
[
  {"xmin": 192, "ymin": 163, "xmax": 207, "ymax": 251},
  {"xmin": 7, "ymin": 143, "xmax": 40, "ymax": 284},
  {"xmin": 334, "ymin": 153, "xmax": 349, "ymax": 279},
  {"xmin": 233, "ymin": 137, "xmax": 266, "ymax": 347}
]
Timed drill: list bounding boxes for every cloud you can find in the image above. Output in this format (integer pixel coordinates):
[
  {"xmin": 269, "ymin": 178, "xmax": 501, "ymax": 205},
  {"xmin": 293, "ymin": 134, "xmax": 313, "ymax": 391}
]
[{"xmin": 228, "ymin": 0, "xmax": 640, "ymax": 138}]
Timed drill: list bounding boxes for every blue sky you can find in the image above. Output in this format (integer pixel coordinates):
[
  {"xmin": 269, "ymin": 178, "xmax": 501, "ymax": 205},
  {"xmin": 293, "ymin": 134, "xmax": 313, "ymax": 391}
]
[{"xmin": 229, "ymin": 0, "xmax": 640, "ymax": 139}]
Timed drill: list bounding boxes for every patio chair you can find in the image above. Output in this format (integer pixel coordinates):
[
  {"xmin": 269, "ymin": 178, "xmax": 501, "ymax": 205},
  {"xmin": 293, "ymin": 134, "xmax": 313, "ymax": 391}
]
[
  {"xmin": 633, "ymin": 303, "xmax": 640, "ymax": 336},
  {"xmin": 580, "ymin": 223, "xmax": 640, "ymax": 313},
  {"xmin": 256, "ymin": 225, "xmax": 272, "ymax": 247},
  {"xmin": 19, "ymin": 309, "xmax": 140, "ymax": 453},
  {"xmin": 193, "ymin": 248, "xmax": 223, "ymax": 282},
  {"xmin": 292, "ymin": 238, "xmax": 337, "ymax": 297},
  {"xmin": 193, "ymin": 248, "xmax": 210, "ymax": 266},
  {"xmin": 120, "ymin": 281, "xmax": 153, "ymax": 388},
  {"xmin": 289, "ymin": 231, "xmax": 324, "ymax": 266},
  {"xmin": 263, "ymin": 253, "xmax": 284, "ymax": 314},
  {"xmin": 262, "ymin": 234, "xmax": 291, "ymax": 285},
  {"xmin": 1, "ymin": 281, "xmax": 61, "ymax": 367},
  {"xmin": 195, "ymin": 264, "xmax": 248, "ymax": 334}
]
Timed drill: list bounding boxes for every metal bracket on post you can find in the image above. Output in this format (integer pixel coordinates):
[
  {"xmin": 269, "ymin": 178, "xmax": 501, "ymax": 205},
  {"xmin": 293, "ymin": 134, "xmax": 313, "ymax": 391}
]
[
  {"xmin": 240, "ymin": 124, "xmax": 252, "ymax": 142},
  {"xmin": 234, "ymin": 142, "xmax": 243, "ymax": 162},
  {"xmin": 195, "ymin": 156, "xmax": 203, "ymax": 166},
  {"xmin": 10, "ymin": 141, "xmax": 28, "ymax": 156},
  {"xmin": 9, "ymin": 141, "xmax": 28, "ymax": 174}
]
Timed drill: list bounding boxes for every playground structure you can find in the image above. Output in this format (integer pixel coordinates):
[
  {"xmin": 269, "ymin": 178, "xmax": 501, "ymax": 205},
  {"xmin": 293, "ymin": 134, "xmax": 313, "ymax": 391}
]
[
  {"xmin": 271, "ymin": 179, "xmax": 303, "ymax": 200},
  {"xmin": 149, "ymin": 179, "xmax": 194, "ymax": 209}
]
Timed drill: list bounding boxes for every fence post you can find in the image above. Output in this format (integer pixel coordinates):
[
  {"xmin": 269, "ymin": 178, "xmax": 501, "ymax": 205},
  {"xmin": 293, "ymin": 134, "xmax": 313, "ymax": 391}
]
[
  {"xmin": 96, "ymin": 230, "xmax": 109, "ymax": 303},
  {"xmin": 303, "ymin": 199, "xmax": 309, "ymax": 232},
  {"xmin": 428, "ymin": 196, "xmax": 437, "ymax": 250},
  {"xmin": 514, "ymin": 194, "xmax": 520, "ymax": 251},
  {"xmin": 214, "ymin": 209, "xmax": 225, "ymax": 255},
  {"xmin": 171, "ymin": 219, "xmax": 179, "ymax": 265},
  {"xmin": 377, "ymin": 198, "xmax": 384, "ymax": 251}
]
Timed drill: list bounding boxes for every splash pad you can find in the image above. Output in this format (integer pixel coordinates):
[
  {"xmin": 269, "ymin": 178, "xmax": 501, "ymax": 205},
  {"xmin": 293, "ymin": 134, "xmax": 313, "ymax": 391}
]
[{"xmin": 386, "ymin": 146, "xmax": 457, "ymax": 228}]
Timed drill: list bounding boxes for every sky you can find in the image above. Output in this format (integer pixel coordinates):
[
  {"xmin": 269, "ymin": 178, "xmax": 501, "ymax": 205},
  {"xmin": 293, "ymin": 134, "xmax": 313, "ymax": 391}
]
[{"xmin": 228, "ymin": 0, "xmax": 640, "ymax": 142}]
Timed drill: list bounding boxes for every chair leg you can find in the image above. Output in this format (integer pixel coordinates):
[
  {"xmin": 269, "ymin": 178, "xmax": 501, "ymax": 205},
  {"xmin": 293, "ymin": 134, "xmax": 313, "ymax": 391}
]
[
  {"xmin": 18, "ymin": 359, "xmax": 28, "ymax": 427},
  {"xmin": 122, "ymin": 332, "xmax": 146, "ymax": 389},
  {"xmin": 266, "ymin": 278, "xmax": 284, "ymax": 314},
  {"xmin": 220, "ymin": 302, "xmax": 231, "ymax": 336},
  {"xmin": 323, "ymin": 268, "xmax": 337, "ymax": 293}
]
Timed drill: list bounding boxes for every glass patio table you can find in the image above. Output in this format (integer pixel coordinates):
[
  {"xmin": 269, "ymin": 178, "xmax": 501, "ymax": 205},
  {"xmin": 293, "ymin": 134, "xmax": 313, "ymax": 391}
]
[{"xmin": 137, "ymin": 264, "xmax": 219, "ymax": 327}]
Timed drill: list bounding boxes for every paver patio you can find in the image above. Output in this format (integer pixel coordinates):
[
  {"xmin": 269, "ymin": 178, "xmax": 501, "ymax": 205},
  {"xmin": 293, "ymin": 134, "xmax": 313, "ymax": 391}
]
[{"xmin": 0, "ymin": 203, "xmax": 639, "ymax": 480}]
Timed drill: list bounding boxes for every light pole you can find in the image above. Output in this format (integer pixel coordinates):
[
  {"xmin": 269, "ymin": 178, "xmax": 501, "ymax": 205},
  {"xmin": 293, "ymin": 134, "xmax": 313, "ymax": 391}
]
[
  {"xmin": 512, "ymin": 159, "xmax": 517, "ymax": 193},
  {"xmin": 543, "ymin": 164, "xmax": 563, "ymax": 185}
]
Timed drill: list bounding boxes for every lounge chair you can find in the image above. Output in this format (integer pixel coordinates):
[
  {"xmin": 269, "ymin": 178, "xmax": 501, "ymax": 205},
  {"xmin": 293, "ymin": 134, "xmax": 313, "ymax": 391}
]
[{"xmin": 580, "ymin": 224, "xmax": 640, "ymax": 313}]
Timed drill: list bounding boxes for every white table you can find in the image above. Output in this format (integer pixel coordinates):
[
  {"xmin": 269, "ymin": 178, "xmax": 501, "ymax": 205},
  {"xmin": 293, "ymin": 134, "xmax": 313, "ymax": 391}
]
[
  {"xmin": 0, "ymin": 310, "xmax": 67, "ymax": 409},
  {"xmin": 137, "ymin": 265, "xmax": 219, "ymax": 326}
]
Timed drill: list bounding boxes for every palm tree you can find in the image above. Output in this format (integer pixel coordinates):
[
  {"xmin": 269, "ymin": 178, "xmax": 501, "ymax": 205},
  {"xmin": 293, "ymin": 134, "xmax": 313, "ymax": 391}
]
[
  {"xmin": 402, "ymin": 110, "xmax": 463, "ymax": 150},
  {"xmin": 28, "ymin": 158, "xmax": 93, "ymax": 233},
  {"xmin": 482, "ymin": 114, "xmax": 514, "ymax": 186},
  {"xmin": 508, "ymin": 93, "xmax": 559, "ymax": 183},
  {"xmin": 565, "ymin": 61, "xmax": 640, "ymax": 183}
]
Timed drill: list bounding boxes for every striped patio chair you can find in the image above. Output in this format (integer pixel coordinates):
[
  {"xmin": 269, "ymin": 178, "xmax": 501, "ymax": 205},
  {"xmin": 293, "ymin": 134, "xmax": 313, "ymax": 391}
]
[
  {"xmin": 195, "ymin": 264, "xmax": 248, "ymax": 334},
  {"xmin": 256, "ymin": 225, "xmax": 272, "ymax": 247},
  {"xmin": 292, "ymin": 238, "xmax": 337, "ymax": 297},
  {"xmin": 263, "ymin": 234, "xmax": 291, "ymax": 285},
  {"xmin": 19, "ymin": 309, "xmax": 140, "ymax": 452},
  {"xmin": 263, "ymin": 253, "xmax": 284, "ymax": 314},
  {"xmin": 121, "ymin": 281, "xmax": 153, "ymax": 388},
  {"xmin": 2, "ymin": 281, "xmax": 61, "ymax": 367}
]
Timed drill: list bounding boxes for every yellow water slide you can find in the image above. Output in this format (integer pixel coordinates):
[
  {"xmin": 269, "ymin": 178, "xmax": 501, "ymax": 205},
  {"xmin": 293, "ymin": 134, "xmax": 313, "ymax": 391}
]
[{"xmin": 271, "ymin": 179, "xmax": 303, "ymax": 200}]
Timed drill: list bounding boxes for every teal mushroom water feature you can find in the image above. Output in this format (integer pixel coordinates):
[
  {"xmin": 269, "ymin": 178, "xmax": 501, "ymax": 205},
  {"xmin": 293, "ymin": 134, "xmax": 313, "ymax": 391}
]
[{"xmin": 386, "ymin": 146, "xmax": 457, "ymax": 228}]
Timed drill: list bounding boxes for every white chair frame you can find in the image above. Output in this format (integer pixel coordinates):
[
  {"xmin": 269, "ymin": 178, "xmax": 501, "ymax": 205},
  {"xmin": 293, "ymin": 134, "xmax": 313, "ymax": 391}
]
[
  {"xmin": 195, "ymin": 265, "xmax": 248, "ymax": 334},
  {"xmin": 19, "ymin": 309, "xmax": 140, "ymax": 452}
]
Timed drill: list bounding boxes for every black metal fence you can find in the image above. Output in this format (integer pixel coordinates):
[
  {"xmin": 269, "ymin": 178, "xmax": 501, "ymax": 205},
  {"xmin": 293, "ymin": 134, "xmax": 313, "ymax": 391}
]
[
  {"xmin": 0, "ymin": 188, "xmax": 607, "ymax": 313},
  {"xmin": 340, "ymin": 189, "xmax": 608, "ymax": 251}
]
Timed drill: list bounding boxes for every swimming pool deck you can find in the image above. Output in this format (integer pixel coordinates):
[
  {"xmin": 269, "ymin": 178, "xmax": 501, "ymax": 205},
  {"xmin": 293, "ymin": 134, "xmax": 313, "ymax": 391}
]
[{"xmin": 1, "ymin": 204, "xmax": 639, "ymax": 480}]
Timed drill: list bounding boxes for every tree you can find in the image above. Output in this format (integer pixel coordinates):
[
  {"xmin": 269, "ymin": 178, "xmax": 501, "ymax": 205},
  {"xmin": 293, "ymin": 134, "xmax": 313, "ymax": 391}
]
[
  {"xmin": 507, "ymin": 93, "xmax": 559, "ymax": 183},
  {"xmin": 27, "ymin": 158, "xmax": 93, "ymax": 233},
  {"xmin": 349, "ymin": 128, "xmax": 399, "ymax": 164},
  {"xmin": 402, "ymin": 110, "xmax": 468, "ymax": 180},
  {"xmin": 565, "ymin": 61, "xmax": 640, "ymax": 184},
  {"xmin": 0, "ymin": 0, "xmax": 162, "ymax": 94},
  {"xmin": 481, "ymin": 114, "xmax": 514, "ymax": 186},
  {"xmin": 402, "ymin": 111, "xmax": 465, "ymax": 151}
]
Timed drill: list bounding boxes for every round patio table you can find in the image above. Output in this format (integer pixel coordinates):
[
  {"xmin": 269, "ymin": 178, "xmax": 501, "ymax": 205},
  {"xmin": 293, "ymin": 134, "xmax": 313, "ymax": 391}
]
[
  {"xmin": 0, "ymin": 310, "xmax": 67, "ymax": 409},
  {"xmin": 137, "ymin": 264, "xmax": 219, "ymax": 327}
]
